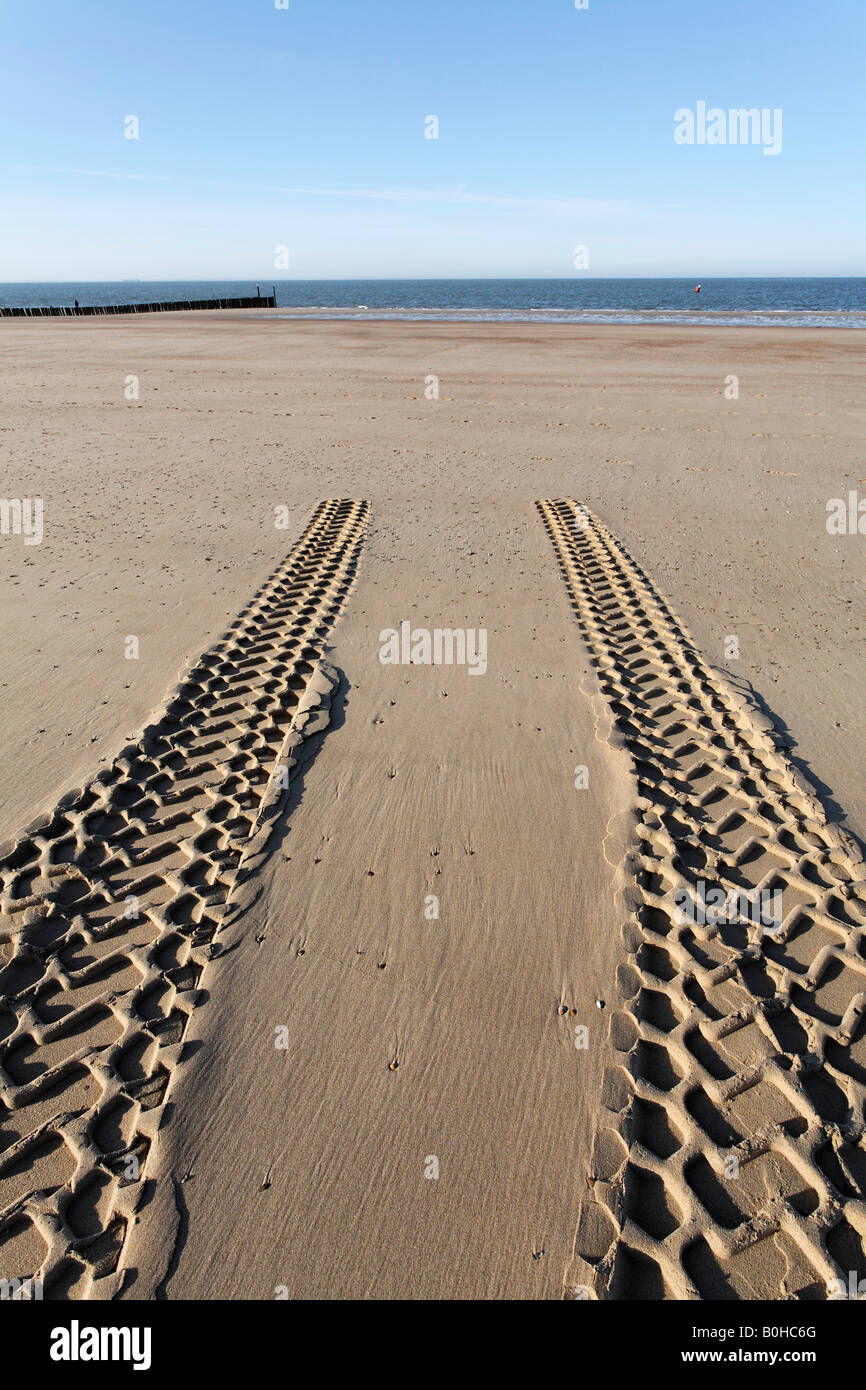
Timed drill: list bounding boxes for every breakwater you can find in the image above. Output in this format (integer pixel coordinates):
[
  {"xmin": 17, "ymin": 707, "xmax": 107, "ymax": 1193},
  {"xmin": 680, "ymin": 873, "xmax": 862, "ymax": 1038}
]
[{"xmin": 0, "ymin": 291, "xmax": 276, "ymax": 317}]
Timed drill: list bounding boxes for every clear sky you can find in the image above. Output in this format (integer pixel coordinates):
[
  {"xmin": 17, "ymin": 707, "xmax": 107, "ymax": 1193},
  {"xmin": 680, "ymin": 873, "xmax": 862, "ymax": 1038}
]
[{"xmin": 0, "ymin": 0, "xmax": 862, "ymax": 279}]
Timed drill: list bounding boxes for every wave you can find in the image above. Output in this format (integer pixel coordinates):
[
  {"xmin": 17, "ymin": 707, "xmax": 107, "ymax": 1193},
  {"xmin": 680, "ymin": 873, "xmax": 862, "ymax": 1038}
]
[{"xmin": 252, "ymin": 307, "xmax": 866, "ymax": 329}]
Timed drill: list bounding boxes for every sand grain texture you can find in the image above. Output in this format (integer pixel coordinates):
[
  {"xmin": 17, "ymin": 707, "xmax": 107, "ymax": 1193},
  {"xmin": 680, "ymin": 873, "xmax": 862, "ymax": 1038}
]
[
  {"xmin": 0, "ymin": 500, "xmax": 368, "ymax": 1296},
  {"xmin": 123, "ymin": 498, "xmax": 632, "ymax": 1300},
  {"xmin": 539, "ymin": 501, "xmax": 866, "ymax": 1300},
  {"xmin": 1, "ymin": 318, "xmax": 864, "ymax": 1300}
]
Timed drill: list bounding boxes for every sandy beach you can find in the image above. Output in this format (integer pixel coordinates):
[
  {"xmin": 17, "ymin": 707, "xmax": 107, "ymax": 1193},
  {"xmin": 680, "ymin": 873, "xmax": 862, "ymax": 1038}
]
[{"xmin": 1, "ymin": 316, "xmax": 864, "ymax": 1301}]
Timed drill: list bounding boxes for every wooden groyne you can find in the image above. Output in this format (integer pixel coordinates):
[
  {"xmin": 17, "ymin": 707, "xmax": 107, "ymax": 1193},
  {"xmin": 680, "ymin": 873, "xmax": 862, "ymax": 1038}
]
[{"xmin": 0, "ymin": 290, "xmax": 277, "ymax": 318}]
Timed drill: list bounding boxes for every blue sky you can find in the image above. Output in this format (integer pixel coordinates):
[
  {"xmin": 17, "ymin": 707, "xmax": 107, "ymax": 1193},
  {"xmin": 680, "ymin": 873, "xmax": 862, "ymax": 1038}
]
[{"xmin": 0, "ymin": 0, "xmax": 862, "ymax": 279}]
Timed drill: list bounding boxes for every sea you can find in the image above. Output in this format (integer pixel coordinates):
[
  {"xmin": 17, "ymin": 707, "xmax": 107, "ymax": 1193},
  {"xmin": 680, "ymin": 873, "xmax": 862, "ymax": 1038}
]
[{"xmin": 1, "ymin": 279, "xmax": 864, "ymax": 329}]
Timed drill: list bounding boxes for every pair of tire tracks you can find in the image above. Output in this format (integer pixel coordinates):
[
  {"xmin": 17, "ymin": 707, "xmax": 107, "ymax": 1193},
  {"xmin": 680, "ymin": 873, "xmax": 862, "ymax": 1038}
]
[
  {"xmin": 538, "ymin": 499, "xmax": 866, "ymax": 1301},
  {"xmin": 3, "ymin": 492, "xmax": 863, "ymax": 1302},
  {"xmin": 0, "ymin": 499, "xmax": 368, "ymax": 1298}
]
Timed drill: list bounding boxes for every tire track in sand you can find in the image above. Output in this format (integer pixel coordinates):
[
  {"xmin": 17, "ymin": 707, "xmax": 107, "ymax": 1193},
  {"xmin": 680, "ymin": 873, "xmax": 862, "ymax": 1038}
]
[
  {"xmin": 538, "ymin": 499, "xmax": 866, "ymax": 1301},
  {"xmin": 0, "ymin": 498, "xmax": 368, "ymax": 1298}
]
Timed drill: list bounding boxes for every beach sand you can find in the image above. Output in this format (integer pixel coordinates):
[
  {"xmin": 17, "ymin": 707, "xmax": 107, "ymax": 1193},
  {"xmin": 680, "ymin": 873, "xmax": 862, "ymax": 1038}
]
[{"xmin": 1, "ymin": 317, "xmax": 864, "ymax": 1299}]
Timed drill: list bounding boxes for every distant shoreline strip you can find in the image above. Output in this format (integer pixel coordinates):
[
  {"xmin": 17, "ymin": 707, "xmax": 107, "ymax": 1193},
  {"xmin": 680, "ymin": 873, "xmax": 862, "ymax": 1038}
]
[{"xmin": 245, "ymin": 308, "xmax": 866, "ymax": 329}]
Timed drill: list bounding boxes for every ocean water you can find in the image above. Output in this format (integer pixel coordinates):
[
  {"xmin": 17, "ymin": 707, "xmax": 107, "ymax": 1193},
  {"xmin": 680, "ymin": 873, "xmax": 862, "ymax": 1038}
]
[{"xmin": 1, "ymin": 279, "xmax": 864, "ymax": 328}]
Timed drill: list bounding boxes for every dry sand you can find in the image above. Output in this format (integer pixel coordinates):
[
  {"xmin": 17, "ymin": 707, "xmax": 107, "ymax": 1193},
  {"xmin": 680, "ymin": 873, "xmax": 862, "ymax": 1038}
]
[{"xmin": 0, "ymin": 317, "xmax": 864, "ymax": 1300}]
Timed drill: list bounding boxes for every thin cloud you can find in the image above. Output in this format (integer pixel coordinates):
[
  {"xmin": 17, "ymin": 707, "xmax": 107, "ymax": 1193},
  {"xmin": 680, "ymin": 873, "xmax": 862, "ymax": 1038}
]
[
  {"xmin": 247, "ymin": 184, "xmax": 628, "ymax": 217},
  {"xmin": 0, "ymin": 165, "xmax": 625, "ymax": 217},
  {"xmin": 0, "ymin": 163, "xmax": 167, "ymax": 182}
]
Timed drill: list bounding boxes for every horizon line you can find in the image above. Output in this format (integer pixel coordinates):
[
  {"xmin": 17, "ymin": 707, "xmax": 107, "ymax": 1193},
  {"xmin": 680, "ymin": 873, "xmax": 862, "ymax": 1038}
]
[{"xmin": 1, "ymin": 274, "xmax": 863, "ymax": 284}]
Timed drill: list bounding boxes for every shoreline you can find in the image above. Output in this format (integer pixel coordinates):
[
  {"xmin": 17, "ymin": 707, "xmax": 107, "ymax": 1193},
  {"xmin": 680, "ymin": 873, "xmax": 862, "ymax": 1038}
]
[
  {"xmin": 4, "ymin": 307, "xmax": 864, "ymax": 331},
  {"xmin": 3, "ymin": 310, "xmax": 865, "ymax": 338}
]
